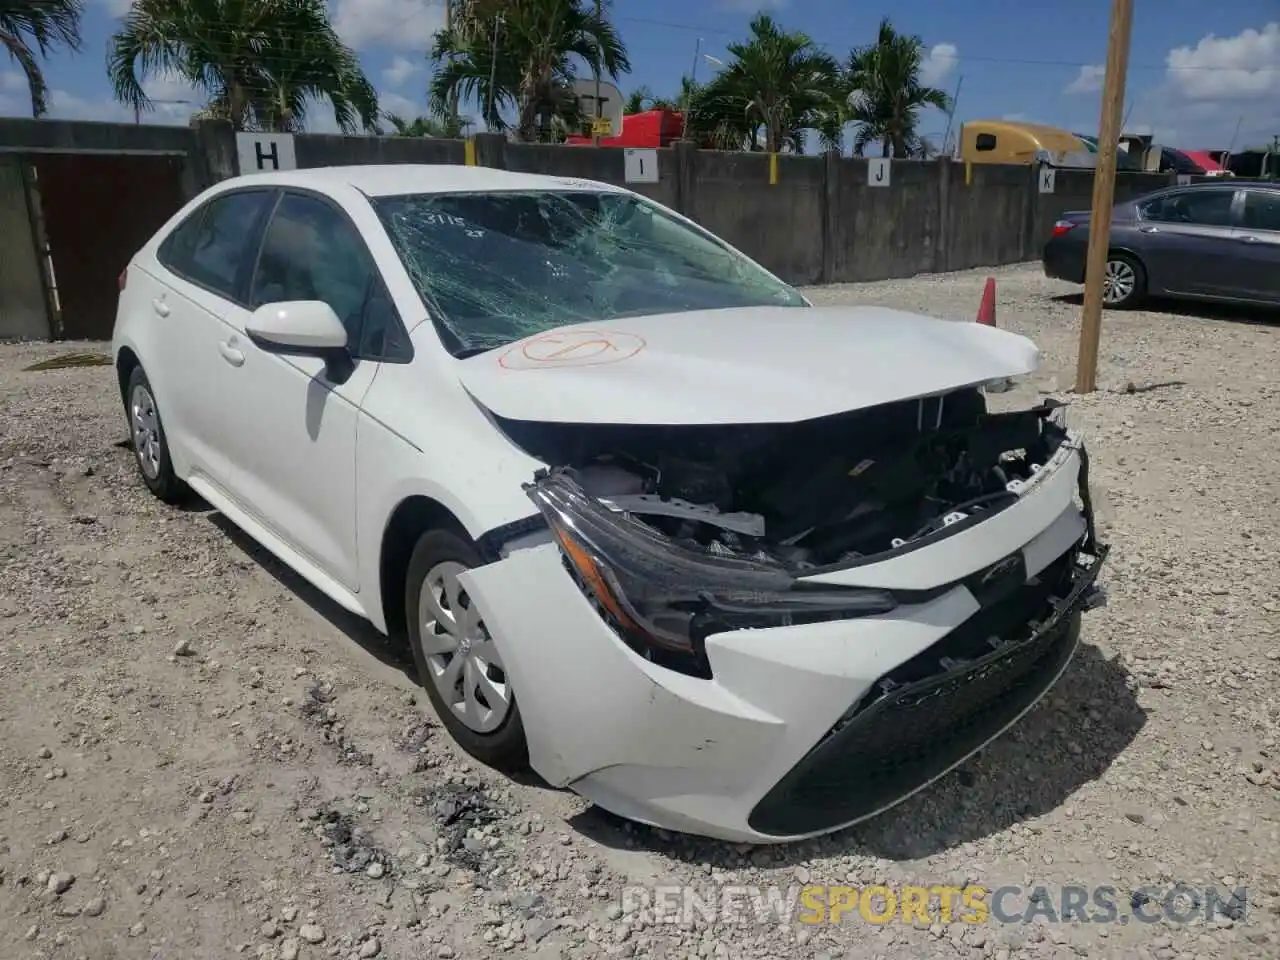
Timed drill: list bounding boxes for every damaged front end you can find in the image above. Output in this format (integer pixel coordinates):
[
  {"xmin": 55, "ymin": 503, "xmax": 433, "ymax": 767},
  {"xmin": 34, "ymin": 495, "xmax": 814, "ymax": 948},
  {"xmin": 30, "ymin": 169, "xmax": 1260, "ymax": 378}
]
[{"xmin": 515, "ymin": 387, "xmax": 1108, "ymax": 680}]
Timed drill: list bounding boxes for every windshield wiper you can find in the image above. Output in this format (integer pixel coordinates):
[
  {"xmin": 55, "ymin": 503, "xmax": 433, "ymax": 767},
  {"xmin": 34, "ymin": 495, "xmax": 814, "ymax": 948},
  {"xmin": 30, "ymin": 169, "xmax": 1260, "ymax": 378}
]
[{"xmin": 454, "ymin": 345, "xmax": 497, "ymax": 358}]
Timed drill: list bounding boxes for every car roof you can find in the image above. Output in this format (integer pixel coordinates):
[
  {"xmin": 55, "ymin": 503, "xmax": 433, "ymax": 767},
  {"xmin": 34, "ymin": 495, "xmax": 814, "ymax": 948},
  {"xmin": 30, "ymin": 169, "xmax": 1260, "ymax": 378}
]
[
  {"xmin": 224, "ymin": 164, "xmax": 630, "ymax": 198},
  {"xmin": 1154, "ymin": 178, "xmax": 1278, "ymax": 190}
]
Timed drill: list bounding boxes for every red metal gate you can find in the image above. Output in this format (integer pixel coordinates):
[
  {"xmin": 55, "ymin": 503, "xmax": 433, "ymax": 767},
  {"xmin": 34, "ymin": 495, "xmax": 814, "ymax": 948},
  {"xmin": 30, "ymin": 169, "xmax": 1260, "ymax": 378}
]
[{"xmin": 31, "ymin": 154, "xmax": 187, "ymax": 340}]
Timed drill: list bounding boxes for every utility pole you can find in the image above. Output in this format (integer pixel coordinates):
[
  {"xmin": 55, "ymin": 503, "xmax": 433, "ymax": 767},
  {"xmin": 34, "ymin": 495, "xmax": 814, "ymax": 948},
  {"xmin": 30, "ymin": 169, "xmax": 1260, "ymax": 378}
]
[
  {"xmin": 444, "ymin": 0, "xmax": 462, "ymax": 133},
  {"xmin": 1074, "ymin": 0, "xmax": 1133, "ymax": 394},
  {"xmin": 487, "ymin": 13, "xmax": 502, "ymax": 130},
  {"xmin": 592, "ymin": 0, "xmax": 603, "ymax": 144},
  {"xmin": 941, "ymin": 74, "xmax": 963, "ymax": 156},
  {"xmin": 684, "ymin": 37, "xmax": 702, "ymax": 141}
]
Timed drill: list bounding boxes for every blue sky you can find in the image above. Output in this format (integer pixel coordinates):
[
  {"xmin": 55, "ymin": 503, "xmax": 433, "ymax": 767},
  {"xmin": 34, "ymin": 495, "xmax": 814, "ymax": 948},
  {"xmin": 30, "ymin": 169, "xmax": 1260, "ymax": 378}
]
[{"xmin": 1, "ymin": 0, "xmax": 1277, "ymax": 151}]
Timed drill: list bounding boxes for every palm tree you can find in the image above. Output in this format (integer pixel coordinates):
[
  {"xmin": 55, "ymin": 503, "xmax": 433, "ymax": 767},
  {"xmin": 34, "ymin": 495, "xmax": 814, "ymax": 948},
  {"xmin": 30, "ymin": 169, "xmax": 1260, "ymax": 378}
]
[
  {"xmin": 1, "ymin": 0, "xmax": 84, "ymax": 117},
  {"xmin": 623, "ymin": 85, "xmax": 651, "ymax": 114},
  {"xmin": 427, "ymin": 19, "xmax": 517, "ymax": 134},
  {"xmin": 384, "ymin": 111, "xmax": 472, "ymax": 137},
  {"xmin": 686, "ymin": 14, "xmax": 843, "ymax": 154},
  {"xmin": 429, "ymin": 0, "xmax": 629, "ymax": 142},
  {"xmin": 107, "ymin": 0, "xmax": 379, "ymax": 133},
  {"xmin": 845, "ymin": 17, "xmax": 951, "ymax": 158},
  {"xmin": 623, "ymin": 85, "xmax": 676, "ymax": 114}
]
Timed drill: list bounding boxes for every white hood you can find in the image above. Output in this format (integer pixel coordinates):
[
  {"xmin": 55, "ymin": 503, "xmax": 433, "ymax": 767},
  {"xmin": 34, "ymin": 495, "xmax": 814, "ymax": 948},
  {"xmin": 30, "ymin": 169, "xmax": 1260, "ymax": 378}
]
[{"xmin": 456, "ymin": 305, "xmax": 1038, "ymax": 426}]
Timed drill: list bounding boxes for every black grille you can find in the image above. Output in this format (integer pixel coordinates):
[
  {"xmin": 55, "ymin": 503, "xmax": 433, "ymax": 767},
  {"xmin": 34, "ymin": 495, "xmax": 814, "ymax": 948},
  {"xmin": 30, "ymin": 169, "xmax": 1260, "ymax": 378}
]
[{"xmin": 747, "ymin": 546, "xmax": 1106, "ymax": 837}]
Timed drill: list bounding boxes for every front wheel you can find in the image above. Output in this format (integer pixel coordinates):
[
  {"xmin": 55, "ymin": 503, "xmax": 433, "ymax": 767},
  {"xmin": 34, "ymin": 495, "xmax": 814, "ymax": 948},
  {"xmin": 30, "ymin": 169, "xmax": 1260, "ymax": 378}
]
[
  {"xmin": 1102, "ymin": 254, "xmax": 1146, "ymax": 309},
  {"xmin": 405, "ymin": 529, "xmax": 528, "ymax": 771}
]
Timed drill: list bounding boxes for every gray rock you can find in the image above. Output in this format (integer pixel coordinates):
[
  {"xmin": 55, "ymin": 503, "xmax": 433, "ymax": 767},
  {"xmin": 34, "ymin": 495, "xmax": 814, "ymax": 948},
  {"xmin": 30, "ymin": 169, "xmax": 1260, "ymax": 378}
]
[{"xmin": 47, "ymin": 872, "xmax": 75, "ymax": 895}]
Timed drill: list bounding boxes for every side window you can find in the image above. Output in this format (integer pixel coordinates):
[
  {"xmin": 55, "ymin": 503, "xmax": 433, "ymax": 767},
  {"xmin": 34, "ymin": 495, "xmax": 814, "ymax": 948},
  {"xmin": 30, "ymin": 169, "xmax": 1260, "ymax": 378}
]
[
  {"xmin": 1139, "ymin": 191, "xmax": 1234, "ymax": 227},
  {"xmin": 157, "ymin": 206, "xmax": 207, "ymax": 273},
  {"xmin": 359, "ymin": 282, "xmax": 413, "ymax": 361},
  {"xmin": 975, "ymin": 133, "xmax": 997, "ymax": 152},
  {"xmin": 1241, "ymin": 190, "xmax": 1280, "ymax": 232},
  {"xmin": 182, "ymin": 191, "xmax": 274, "ymax": 299},
  {"xmin": 251, "ymin": 192, "xmax": 409, "ymax": 360}
]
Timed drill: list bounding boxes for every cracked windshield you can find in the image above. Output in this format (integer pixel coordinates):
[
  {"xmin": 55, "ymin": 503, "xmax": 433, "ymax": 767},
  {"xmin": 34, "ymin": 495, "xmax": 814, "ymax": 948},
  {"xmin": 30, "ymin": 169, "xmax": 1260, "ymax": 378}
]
[{"xmin": 372, "ymin": 190, "xmax": 808, "ymax": 356}]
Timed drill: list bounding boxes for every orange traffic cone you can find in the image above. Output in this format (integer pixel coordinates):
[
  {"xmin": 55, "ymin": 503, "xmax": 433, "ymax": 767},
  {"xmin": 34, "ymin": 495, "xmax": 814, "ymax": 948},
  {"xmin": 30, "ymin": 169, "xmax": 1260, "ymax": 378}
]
[{"xmin": 976, "ymin": 277, "xmax": 996, "ymax": 326}]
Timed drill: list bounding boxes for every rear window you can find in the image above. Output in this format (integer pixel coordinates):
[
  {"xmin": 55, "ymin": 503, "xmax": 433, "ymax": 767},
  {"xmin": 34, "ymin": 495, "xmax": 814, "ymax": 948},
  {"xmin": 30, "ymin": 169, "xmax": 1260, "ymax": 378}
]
[
  {"xmin": 1139, "ymin": 190, "xmax": 1235, "ymax": 227},
  {"xmin": 159, "ymin": 190, "xmax": 275, "ymax": 300}
]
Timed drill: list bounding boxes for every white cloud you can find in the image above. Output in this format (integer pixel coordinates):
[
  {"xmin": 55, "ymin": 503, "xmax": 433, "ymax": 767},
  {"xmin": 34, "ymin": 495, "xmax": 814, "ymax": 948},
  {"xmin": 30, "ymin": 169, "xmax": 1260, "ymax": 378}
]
[
  {"xmin": 1123, "ymin": 122, "xmax": 1180, "ymax": 144},
  {"xmin": 919, "ymin": 43, "xmax": 958, "ymax": 88},
  {"xmin": 1123, "ymin": 22, "xmax": 1279, "ymax": 148},
  {"xmin": 379, "ymin": 91, "xmax": 422, "ymax": 120},
  {"xmin": 0, "ymin": 70, "xmax": 202, "ymax": 124},
  {"xmin": 330, "ymin": 0, "xmax": 445, "ymax": 51},
  {"xmin": 1165, "ymin": 22, "xmax": 1278, "ymax": 101},
  {"xmin": 0, "ymin": 70, "xmax": 28, "ymax": 116},
  {"xmin": 382, "ymin": 56, "xmax": 422, "ymax": 89},
  {"xmin": 1065, "ymin": 64, "xmax": 1105, "ymax": 95}
]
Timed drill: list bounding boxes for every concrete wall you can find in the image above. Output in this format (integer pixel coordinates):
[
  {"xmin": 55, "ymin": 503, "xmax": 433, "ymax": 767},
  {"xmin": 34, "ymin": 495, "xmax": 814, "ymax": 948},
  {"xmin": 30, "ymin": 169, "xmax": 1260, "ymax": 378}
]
[
  {"xmin": 175, "ymin": 124, "xmax": 1177, "ymax": 286},
  {"xmin": 0, "ymin": 156, "xmax": 49, "ymax": 339},
  {"xmin": 0, "ymin": 116, "xmax": 1187, "ymax": 339}
]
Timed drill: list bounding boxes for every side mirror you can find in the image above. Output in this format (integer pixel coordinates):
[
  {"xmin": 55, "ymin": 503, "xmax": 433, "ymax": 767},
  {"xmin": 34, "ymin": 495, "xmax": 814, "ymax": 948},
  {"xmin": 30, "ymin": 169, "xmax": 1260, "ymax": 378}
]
[{"xmin": 245, "ymin": 300, "xmax": 353, "ymax": 381}]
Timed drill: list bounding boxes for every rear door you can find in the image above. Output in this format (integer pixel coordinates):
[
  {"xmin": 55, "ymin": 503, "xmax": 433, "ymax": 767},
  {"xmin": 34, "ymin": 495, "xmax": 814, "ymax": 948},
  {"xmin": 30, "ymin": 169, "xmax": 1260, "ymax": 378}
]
[
  {"xmin": 1229, "ymin": 188, "xmax": 1280, "ymax": 303},
  {"xmin": 147, "ymin": 188, "xmax": 277, "ymax": 481},
  {"xmin": 1133, "ymin": 187, "xmax": 1243, "ymax": 297}
]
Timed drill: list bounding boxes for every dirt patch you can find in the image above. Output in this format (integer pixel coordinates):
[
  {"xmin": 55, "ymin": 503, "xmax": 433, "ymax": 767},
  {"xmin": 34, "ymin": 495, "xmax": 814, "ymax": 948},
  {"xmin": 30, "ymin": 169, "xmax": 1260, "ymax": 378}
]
[{"xmin": 2, "ymin": 266, "xmax": 1278, "ymax": 959}]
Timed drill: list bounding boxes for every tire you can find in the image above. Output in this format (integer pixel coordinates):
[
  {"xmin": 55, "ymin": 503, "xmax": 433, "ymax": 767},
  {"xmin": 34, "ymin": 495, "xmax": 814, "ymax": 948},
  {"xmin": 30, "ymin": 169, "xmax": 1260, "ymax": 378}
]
[
  {"xmin": 405, "ymin": 529, "xmax": 528, "ymax": 771},
  {"xmin": 1102, "ymin": 253, "xmax": 1146, "ymax": 309},
  {"xmin": 124, "ymin": 365, "xmax": 189, "ymax": 504}
]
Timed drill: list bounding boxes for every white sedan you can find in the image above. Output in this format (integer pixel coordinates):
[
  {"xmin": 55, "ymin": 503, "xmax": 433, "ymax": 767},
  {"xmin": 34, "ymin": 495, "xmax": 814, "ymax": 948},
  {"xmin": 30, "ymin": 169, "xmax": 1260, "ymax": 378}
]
[{"xmin": 112, "ymin": 164, "xmax": 1108, "ymax": 843}]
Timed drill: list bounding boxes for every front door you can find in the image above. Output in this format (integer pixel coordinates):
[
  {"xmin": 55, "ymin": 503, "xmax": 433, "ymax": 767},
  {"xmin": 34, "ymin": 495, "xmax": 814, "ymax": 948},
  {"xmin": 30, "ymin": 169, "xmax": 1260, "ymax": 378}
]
[
  {"xmin": 1229, "ymin": 188, "xmax": 1280, "ymax": 303},
  {"xmin": 212, "ymin": 190, "xmax": 386, "ymax": 593},
  {"xmin": 1134, "ymin": 187, "xmax": 1242, "ymax": 298}
]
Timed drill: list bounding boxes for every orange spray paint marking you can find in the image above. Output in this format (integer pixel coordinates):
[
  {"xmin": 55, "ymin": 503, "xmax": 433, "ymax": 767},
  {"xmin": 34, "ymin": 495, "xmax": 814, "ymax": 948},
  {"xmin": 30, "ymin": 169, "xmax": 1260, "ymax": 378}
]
[{"xmin": 498, "ymin": 330, "xmax": 647, "ymax": 370}]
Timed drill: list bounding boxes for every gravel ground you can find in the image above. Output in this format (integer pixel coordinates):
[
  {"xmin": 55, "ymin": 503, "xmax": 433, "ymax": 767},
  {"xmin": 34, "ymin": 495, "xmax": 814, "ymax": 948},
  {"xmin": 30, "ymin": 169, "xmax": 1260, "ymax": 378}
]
[{"xmin": 2, "ymin": 262, "xmax": 1278, "ymax": 960}]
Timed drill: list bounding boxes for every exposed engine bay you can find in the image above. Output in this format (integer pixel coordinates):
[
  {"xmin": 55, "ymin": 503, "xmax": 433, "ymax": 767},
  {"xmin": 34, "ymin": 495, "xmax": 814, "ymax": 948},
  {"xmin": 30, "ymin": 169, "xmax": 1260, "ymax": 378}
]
[{"xmin": 494, "ymin": 388, "xmax": 1073, "ymax": 571}]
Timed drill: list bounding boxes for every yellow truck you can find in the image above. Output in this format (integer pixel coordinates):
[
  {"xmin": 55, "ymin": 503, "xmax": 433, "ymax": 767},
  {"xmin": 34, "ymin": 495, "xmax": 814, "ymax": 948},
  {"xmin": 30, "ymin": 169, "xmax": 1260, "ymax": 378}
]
[{"xmin": 958, "ymin": 120, "xmax": 1095, "ymax": 167}]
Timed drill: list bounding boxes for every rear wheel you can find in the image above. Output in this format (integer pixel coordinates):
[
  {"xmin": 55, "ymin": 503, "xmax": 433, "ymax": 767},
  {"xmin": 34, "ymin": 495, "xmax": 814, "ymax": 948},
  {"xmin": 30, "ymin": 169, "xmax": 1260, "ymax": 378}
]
[
  {"xmin": 125, "ymin": 366, "xmax": 188, "ymax": 504},
  {"xmin": 1102, "ymin": 253, "xmax": 1146, "ymax": 309},
  {"xmin": 405, "ymin": 529, "xmax": 528, "ymax": 770}
]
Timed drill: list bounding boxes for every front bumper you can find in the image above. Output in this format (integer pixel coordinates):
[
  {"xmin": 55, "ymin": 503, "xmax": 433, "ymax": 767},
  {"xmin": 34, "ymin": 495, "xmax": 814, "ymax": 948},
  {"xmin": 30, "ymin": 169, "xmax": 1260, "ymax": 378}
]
[
  {"xmin": 458, "ymin": 444, "xmax": 1108, "ymax": 844},
  {"xmin": 749, "ymin": 542, "xmax": 1104, "ymax": 836}
]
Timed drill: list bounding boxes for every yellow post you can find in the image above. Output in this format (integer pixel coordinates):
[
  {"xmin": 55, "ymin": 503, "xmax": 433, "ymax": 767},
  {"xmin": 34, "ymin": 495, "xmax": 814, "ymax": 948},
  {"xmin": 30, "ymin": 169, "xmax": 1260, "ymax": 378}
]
[
  {"xmin": 769, "ymin": 153, "xmax": 779, "ymax": 185},
  {"xmin": 965, "ymin": 161, "xmax": 972, "ymax": 186},
  {"xmin": 464, "ymin": 138, "xmax": 477, "ymax": 166}
]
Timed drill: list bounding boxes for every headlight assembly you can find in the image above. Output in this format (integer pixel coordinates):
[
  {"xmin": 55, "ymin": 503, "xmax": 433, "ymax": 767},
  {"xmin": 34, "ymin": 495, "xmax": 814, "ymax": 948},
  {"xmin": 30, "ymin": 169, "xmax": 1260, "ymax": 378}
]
[{"xmin": 524, "ymin": 469, "xmax": 898, "ymax": 678}]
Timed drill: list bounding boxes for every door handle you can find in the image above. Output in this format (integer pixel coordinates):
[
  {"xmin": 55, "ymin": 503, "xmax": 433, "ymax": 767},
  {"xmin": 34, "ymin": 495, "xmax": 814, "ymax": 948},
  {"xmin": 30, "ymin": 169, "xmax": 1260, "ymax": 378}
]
[
  {"xmin": 1138, "ymin": 226, "xmax": 1159, "ymax": 234},
  {"xmin": 152, "ymin": 298, "xmax": 170, "ymax": 317},
  {"xmin": 1236, "ymin": 234, "xmax": 1260, "ymax": 243},
  {"xmin": 218, "ymin": 339, "xmax": 245, "ymax": 367}
]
